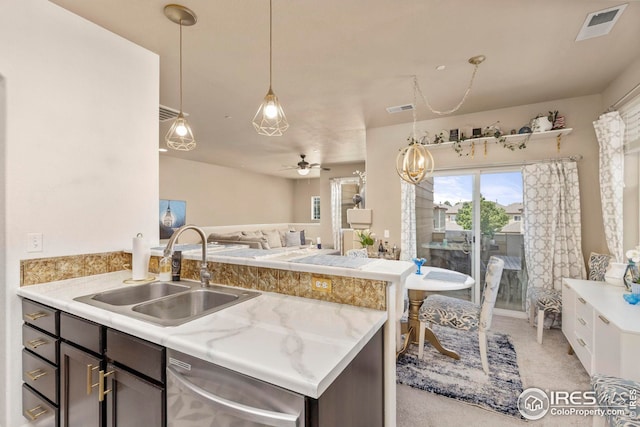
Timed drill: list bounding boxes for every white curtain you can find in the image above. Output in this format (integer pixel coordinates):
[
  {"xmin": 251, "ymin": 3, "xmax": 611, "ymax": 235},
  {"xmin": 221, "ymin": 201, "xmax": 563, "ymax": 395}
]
[
  {"xmin": 523, "ymin": 161, "xmax": 586, "ymax": 328},
  {"xmin": 330, "ymin": 178, "xmax": 342, "ymax": 252},
  {"xmin": 593, "ymin": 112, "xmax": 626, "ymax": 262},
  {"xmin": 400, "ymin": 180, "xmax": 416, "ymax": 261}
]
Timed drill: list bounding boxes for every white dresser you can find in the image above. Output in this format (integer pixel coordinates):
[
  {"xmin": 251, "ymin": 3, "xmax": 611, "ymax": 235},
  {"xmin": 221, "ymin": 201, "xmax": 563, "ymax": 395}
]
[{"xmin": 562, "ymin": 279, "xmax": 640, "ymax": 381}]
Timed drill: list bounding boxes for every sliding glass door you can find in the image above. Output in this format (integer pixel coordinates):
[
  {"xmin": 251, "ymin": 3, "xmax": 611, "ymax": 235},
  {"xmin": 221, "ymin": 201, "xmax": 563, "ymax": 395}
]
[{"xmin": 421, "ymin": 169, "xmax": 526, "ymax": 312}]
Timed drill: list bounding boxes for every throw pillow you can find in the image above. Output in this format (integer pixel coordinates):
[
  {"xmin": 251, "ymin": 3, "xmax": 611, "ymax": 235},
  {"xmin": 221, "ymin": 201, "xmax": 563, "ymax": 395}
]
[
  {"xmin": 261, "ymin": 229, "xmax": 282, "ymax": 248},
  {"xmin": 588, "ymin": 252, "xmax": 613, "ymax": 281},
  {"xmin": 207, "ymin": 232, "xmax": 242, "ymax": 243},
  {"xmin": 238, "ymin": 235, "xmax": 270, "ymax": 249},
  {"xmin": 242, "ymin": 230, "xmax": 264, "ymax": 238},
  {"xmin": 285, "ymin": 231, "xmax": 301, "ymax": 247}
]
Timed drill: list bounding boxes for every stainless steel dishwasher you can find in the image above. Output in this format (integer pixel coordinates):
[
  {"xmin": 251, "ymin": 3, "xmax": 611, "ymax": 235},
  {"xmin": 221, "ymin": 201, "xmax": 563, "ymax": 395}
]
[{"xmin": 167, "ymin": 349, "xmax": 307, "ymax": 427}]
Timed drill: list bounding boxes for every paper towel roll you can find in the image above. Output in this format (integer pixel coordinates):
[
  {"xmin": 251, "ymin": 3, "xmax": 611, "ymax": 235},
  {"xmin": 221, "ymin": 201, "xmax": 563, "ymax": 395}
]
[{"xmin": 132, "ymin": 234, "xmax": 150, "ymax": 280}]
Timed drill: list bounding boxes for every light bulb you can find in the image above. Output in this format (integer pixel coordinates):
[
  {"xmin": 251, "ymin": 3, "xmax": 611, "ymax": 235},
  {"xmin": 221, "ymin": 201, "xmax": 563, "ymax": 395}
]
[
  {"xmin": 297, "ymin": 168, "xmax": 310, "ymax": 176},
  {"xmin": 264, "ymin": 102, "xmax": 278, "ymax": 119},
  {"xmin": 175, "ymin": 123, "xmax": 188, "ymax": 137}
]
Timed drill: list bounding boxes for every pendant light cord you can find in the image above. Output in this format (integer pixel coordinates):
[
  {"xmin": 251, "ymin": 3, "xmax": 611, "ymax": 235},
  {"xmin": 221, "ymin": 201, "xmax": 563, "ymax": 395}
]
[
  {"xmin": 414, "ymin": 62, "xmax": 481, "ymax": 116},
  {"xmin": 179, "ymin": 19, "xmax": 183, "ymax": 112},
  {"xmin": 269, "ymin": 0, "xmax": 273, "ymax": 89}
]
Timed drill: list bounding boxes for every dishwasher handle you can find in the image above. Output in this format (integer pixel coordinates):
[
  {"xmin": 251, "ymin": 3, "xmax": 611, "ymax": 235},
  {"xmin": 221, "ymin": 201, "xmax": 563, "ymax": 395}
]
[{"xmin": 167, "ymin": 366, "xmax": 300, "ymax": 427}]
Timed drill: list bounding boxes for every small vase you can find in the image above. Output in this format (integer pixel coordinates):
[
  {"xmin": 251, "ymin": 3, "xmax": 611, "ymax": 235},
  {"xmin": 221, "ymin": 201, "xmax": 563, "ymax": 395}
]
[
  {"xmin": 623, "ymin": 262, "xmax": 639, "ymax": 292},
  {"xmin": 531, "ymin": 116, "xmax": 553, "ymax": 132},
  {"xmin": 605, "ymin": 262, "xmax": 627, "ymax": 287}
]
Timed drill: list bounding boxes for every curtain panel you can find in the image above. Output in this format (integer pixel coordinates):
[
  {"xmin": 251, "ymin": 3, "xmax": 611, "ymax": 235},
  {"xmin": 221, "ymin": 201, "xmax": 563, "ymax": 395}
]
[
  {"xmin": 593, "ymin": 111, "xmax": 626, "ymax": 262},
  {"xmin": 523, "ymin": 161, "xmax": 586, "ymax": 327},
  {"xmin": 400, "ymin": 180, "xmax": 416, "ymax": 261},
  {"xmin": 330, "ymin": 178, "xmax": 342, "ymax": 252}
]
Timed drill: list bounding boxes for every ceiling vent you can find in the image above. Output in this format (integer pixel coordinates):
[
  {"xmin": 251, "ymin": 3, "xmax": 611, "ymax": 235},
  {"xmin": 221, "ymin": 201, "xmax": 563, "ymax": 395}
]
[
  {"xmin": 159, "ymin": 104, "xmax": 189, "ymax": 122},
  {"xmin": 576, "ymin": 3, "xmax": 628, "ymax": 41},
  {"xmin": 386, "ymin": 104, "xmax": 414, "ymax": 114}
]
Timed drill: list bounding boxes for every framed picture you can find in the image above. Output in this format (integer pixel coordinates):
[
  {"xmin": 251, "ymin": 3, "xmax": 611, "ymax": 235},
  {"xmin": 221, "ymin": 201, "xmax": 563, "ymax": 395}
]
[
  {"xmin": 159, "ymin": 199, "xmax": 186, "ymax": 239},
  {"xmin": 449, "ymin": 128, "xmax": 460, "ymax": 142},
  {"xmin": 472, "ymin": 127, "xmax": 482, "ymax": 138}
]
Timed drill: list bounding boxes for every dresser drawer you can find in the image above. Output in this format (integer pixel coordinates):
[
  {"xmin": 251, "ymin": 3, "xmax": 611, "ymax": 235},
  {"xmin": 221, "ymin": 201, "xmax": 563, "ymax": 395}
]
[
  {"xmin": 106, "ymin": 328, "xmax": 165, "ymax": 383},
  {"xmin": 22, "ymin": 299, "xmax": 58, "ymax": 336},
  {"xmin": 572, "ymin": 331, "xmax": 593, "ymax": 375},
  {"xmin": 575, "ymin": 295, "xmax": 592, "ymax": 321},
  {"xmin": 23, "ymin": 324, "xmax": 59, "ymax": 365},
  {"xmin": 22, "ymin": 384, "xmax": 58, "ymax": 426},
  {"xmin": 22, "ymin": 349, "xmax": 58, "ymax": 404},
  {"xmin": 60, "ymin": 312, "xmax": 104, "ymax": 355},
  {"xmin": 574, "ymin": 314, "xmax": 593, "ymax": 349}
]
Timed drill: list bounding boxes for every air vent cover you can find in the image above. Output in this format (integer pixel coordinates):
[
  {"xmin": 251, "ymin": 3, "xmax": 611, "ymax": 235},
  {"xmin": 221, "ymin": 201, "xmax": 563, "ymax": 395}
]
[
  {"xmin": 576, "ymin": 4, "xmax": 628, "ymax": 41},
  {"xmin": 159, "ymin": 105, "xmax": 189, "ymax": 122},
  {"xmin": 386, "ymin": 104, "xmax": 414, "ymax": 114}
]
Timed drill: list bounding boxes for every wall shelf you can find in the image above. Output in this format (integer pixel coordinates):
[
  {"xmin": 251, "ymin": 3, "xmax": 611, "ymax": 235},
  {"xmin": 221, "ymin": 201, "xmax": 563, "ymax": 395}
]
[{"xmin": 425, "ymin": 128, "xmax": 573, "ymax": 150}]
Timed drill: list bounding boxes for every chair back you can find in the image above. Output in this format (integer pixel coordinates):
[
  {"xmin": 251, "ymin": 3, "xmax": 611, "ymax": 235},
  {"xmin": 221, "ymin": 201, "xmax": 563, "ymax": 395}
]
[
  {"xmin": 479, "ymin": 256, "xmax": 505, "ymax": 332},
  {"xmin": 346, "ymin": 248, "xmax": 368, "ymax": 258}
]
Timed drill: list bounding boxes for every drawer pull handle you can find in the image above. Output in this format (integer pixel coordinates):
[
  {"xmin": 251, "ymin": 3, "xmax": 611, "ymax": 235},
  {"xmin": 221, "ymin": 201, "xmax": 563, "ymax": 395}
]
[
  {"xmin": 578, "ymin": 297, "xmax": 586, "ymax": 304},
  {"xmin": 24, "ymin": 312, "xmax": 47, "ymax": 321},
  {"xmin": 24, "ymin": 405, "xmax": 47, "ymax": 421},
  {"xmin": 564, "ymin": 283, "xmax": 571, "ymax": 289},
  {"xmin": 598, "ymin": 315, "xmax": 610, "ymax": 325},
  {"xmin": 98, "ymin": 370, "xmax": 114, "ymax": 402},
  {"xmin": 26, "ymin": 338, "xmax": 48, "ymax": 349},
  {"xmin": 26, "ymin": 368, "xmax": 47, "ymax": 381},
  {"xmin": 578, "ymin": 317, "xmax": 586, "ymax": 326},
  {"xmin": 577, "ymin": 338, "xmax": 586, "ymax": 347},
  {"xmin": 87, "ymin": 364, "xmax": 100, "ymax": 395}
]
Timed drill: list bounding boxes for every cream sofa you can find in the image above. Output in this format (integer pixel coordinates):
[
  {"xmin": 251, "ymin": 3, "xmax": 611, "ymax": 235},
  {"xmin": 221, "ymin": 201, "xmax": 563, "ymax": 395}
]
[{"xmin": 175, "ymin": 223, "xmax": 321, "ymax": 249}]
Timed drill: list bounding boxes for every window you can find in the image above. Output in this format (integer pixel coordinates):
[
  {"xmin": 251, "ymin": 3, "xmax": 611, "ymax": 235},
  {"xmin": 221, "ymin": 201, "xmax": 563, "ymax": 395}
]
[
  {"xmin": 513, "ymin": 215, "xmax": 521, "ymax": 221},
  {"xmin": 311, "ymin": 196, "xmax": 320, "ymax": 221},
  {"xmin": 621, "ymin": 94, "xmax": 640, "ymax": 153}
]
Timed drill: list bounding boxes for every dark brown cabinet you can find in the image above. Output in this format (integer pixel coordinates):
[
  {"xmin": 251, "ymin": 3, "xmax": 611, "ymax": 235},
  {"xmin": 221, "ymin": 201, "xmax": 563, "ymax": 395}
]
[{"xmin": 21, "ymin": 299, "xmax": 60, "ymax": 426}]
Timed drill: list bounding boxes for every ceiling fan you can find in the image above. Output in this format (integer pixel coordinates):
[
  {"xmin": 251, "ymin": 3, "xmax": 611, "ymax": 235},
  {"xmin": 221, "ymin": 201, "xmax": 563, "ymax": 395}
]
[{"xmin": 282, "ymin": 154, "xmax": 330, "ymax": 176}]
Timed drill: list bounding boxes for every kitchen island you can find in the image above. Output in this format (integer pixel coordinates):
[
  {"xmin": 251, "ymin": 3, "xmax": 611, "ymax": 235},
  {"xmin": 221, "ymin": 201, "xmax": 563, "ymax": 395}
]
[{"xmin": 18, "ymin": 249, "xmax": 413, "ymax": 426}]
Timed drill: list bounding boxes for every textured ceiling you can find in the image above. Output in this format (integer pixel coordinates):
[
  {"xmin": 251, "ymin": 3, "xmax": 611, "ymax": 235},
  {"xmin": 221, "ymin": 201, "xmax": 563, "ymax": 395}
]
[{"xmin": 50, "ymin": 0, "xmax": 640, "ymax": 178}]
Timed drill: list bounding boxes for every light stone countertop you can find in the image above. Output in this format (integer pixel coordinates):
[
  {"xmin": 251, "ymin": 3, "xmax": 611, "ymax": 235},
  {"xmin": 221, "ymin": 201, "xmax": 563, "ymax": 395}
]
[
  {"xmin": 151, "ymin": 245, "xmax": 415, "ymax": 283},
  {"xmin": 17, "ymin": 270, "xmax": 388, "ymax": 398}
]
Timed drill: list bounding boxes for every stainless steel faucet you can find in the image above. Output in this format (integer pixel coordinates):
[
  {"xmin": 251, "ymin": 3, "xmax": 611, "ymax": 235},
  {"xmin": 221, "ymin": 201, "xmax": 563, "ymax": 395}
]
[{"xmin": 163, "ymin": 224, "xmax": 211, "ymax": 287}]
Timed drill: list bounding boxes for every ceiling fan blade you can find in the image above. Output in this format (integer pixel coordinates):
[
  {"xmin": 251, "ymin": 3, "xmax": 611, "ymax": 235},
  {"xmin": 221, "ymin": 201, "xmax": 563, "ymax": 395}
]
[
  {"xmin": 308, "ymin": 163, "xmax": 320, "ymax": 168},
  {"xmin": 321, "ymin": 167, "xmax": 331, "ymax": 171}
]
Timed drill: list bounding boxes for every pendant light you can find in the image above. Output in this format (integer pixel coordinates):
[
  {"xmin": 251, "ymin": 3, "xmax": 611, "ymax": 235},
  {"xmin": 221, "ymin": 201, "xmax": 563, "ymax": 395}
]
[
  {"xmin": 396, "ymin": 77, "xmax": 435, "ymax": 185},
  {"xmin": 253, "ymin": 0, "xmax": 289, "ymax": 136},
  {"xmin": 164, "ymin": 4, "xmax": 197, "ymax": 151}
]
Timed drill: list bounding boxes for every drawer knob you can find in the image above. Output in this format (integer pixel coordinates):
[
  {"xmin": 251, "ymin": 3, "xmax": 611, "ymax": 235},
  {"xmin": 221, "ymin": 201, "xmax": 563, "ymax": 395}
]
[
  {"xmin": 26, "ymin": 368, "xmax": 47, "ymax": 381},
  {"xmin": 598, "ymin": 315, "xmax": 610, "ymax": 325},
  {"xmin": 24, "ymin": 312, "xmax": 47, "ymax": 321},
  {"xmin": 24, "ymin": 405, "xmax": 47, "ymax": 421},
  {"xmin": 26, "ymin": 338, "xmax": 48, "ymax": 349}
]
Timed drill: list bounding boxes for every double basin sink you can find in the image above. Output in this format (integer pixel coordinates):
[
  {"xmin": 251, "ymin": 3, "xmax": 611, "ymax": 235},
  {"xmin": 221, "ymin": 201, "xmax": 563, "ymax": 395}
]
[{"xmin": 74, "ymin": 281, "xmax": 260, "ymax": 326}]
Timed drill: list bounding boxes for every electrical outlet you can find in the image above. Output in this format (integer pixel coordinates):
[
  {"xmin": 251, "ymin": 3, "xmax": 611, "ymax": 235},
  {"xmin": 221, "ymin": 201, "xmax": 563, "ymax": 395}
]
[
  {"xmin": 384, "ymin": 229, "xmax": 390, "ymax": 239},
  {"xmin": 27, "ymin": 233, "xmax": 43, "ymax": 252},
  {"xmin": 311, "ymin": 276, "xmax": 332, "ymax": 293}
]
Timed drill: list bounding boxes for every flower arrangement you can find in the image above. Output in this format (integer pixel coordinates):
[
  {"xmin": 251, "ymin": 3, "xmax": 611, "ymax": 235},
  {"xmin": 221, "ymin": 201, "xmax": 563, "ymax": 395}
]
[
  {"xmin": 626, "ymin": 246, "xmax": 640, "ymax": 264},
  {"xmin": 355, "ymin": 229, "xmax": 375, "ymax": 247}
]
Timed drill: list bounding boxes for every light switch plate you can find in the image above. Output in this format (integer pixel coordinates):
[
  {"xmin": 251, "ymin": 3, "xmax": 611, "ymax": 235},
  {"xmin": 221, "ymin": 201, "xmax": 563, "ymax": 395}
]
[{"xmin": 311, "ymin": 276, "xmax": 332, "ymax": 293}]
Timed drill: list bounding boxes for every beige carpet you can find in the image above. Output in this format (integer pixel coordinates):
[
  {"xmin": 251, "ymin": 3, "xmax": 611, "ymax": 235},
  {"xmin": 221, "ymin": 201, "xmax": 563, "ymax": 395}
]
[{"xmin": 397, "ymin": 315, "xmax": 592, "ymax": 426}]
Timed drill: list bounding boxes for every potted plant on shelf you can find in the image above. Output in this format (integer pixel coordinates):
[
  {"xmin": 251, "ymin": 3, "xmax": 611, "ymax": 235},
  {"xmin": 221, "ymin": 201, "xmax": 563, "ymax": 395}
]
[{"xmin": 355, "ymin": 229, "xmax": 375, "ymax": 253}]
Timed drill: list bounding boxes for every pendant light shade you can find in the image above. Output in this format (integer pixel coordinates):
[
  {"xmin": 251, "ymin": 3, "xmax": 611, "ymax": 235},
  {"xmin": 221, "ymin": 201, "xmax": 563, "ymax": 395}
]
[
  {"xmin": 253, "ymin": 0, "xmax": 289, "ymax": 136},
  {"xmin": 164, "ymin": 4, "xmax": 197, "ymax": 151}
]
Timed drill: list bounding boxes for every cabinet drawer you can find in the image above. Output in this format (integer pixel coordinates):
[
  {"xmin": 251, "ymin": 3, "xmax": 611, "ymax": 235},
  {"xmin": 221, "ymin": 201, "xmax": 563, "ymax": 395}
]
[
  {"xmin": 575, "ymin": 295, "xmax": 592, "ymax": 321},
  {"xmin": 572, "ymin": 331, "xmax": 592, "ymax": 375},
  {"xmin": 23, "ymin": 324, "xmax": 59, "ymax": 365},
  {"xmin": 23, "ymin": 349, "xmax": 58, "ymax": 404},
  {"xmin": 60, "ymin": 312, "xmax": 104, "ymax": 355},
  {"xmin": 574, "ymin": 314, "xmax": 593, "ymax": 349},
  {"xmin": 106, "ymin": 329, "xmax": 164, "ymax": 383},
  {"xmin": 22, "ymin": 384, "xmax": 58, "ymax": 427},
  {"xmin": 22, "ymin": 299, "xmax": 58, "ymax": 336}
]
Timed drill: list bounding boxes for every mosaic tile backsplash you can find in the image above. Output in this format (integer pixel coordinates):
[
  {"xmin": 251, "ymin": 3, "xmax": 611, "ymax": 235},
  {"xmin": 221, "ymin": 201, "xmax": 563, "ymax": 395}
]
[{"xmin": 20, "ymin": 254, "xmax": 387, "ymax": 310}]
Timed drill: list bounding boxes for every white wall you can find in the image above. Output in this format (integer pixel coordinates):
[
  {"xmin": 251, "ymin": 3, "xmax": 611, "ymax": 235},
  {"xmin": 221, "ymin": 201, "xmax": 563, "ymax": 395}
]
[
  {"xmin": 366, "ymin": 94, "xmax": 607, "ymax": 265},
  {"xmin": 0, "ymin": 1, "xmax": 159, "ymax": 426},
  {"xmin": 293, "ymin": 177, "xmax": 321, "ymax": 223},
  {"xmin": 160, "ymin": 156, "xmax": 295, "ymax": 227}
]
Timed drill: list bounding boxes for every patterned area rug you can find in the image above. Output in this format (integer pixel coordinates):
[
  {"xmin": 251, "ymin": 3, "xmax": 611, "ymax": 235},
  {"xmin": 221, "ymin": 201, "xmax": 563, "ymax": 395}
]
[{"xmin": 397, "ymin": 325, "xmax": 524, "ymax": 418}]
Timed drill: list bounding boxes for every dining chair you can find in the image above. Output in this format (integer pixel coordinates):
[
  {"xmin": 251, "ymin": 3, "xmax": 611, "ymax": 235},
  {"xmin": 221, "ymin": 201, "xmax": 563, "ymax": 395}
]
[{"xmin": 417, "ymin": 256, "xmax": 504, "ymax": 374}]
